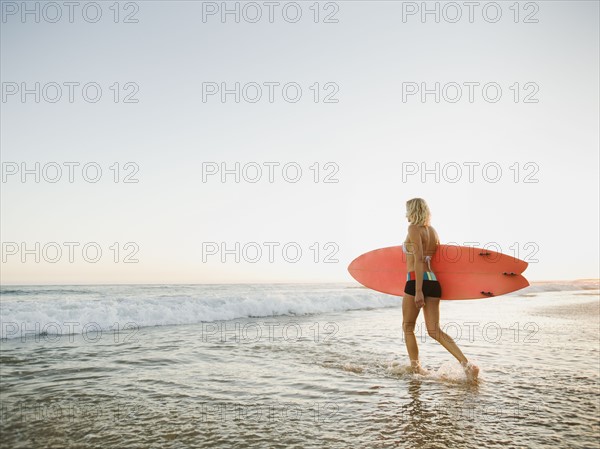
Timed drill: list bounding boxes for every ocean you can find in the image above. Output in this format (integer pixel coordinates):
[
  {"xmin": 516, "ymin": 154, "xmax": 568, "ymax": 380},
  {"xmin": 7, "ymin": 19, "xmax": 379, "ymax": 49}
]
[{"xmin": 1, "ymin": 281, "xmax": 598, "ymax": 448}]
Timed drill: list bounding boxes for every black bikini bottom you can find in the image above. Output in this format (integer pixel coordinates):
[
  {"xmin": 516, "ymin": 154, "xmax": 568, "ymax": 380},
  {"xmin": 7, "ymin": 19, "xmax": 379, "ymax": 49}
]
[{"xmin": 404, "ymin": 280, "xmax": 442, "ymax": 298}]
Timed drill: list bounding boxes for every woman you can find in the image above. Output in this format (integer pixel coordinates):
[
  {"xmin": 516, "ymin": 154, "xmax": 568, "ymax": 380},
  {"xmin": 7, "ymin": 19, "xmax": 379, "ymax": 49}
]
[{"xmin": 402, "ymin": 198, "xmax": 479, "ymax": 382}]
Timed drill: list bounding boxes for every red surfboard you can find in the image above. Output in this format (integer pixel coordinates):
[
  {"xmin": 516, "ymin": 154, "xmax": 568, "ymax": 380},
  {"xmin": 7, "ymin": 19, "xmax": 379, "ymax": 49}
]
[{"xmin": 348, "ymin": 245, "xmax": 529, "ymax": 300}]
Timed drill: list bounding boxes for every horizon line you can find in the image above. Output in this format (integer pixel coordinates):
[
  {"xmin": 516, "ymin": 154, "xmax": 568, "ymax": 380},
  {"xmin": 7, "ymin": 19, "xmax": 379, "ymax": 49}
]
[{"xmin": 1, "ymin": 279, "xmax": 599, "ymax": 288}]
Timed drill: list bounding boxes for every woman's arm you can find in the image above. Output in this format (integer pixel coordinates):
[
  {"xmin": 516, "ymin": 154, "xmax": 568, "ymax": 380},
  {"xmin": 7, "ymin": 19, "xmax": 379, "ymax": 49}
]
[{"xmin": 408, "ymin": 225, "xmax": 424, "ymax": 298}]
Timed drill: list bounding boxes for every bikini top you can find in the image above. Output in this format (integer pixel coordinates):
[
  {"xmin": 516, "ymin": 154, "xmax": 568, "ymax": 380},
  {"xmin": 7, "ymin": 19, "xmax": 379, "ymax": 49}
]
[
  {"xmin": 402, "ymin": 226, "xmax": 437, "ymax": 265},
  {"xmin": 402, "ymin": 242, "xmax": 432, "ymax": 263}
]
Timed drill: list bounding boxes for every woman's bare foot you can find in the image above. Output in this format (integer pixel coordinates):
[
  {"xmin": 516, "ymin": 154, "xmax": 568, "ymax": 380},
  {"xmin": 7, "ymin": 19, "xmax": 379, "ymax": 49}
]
[
  {"xmin": 410, "ymin": 360, "xmax": 429, "ymax": 375},
  {"xmin": 461, "ymin": 360, "xmax": 480, "ymax": 382}
]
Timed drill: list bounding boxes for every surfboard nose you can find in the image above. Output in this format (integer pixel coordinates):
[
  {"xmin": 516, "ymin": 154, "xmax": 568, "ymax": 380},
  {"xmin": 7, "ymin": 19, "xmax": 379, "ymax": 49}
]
[{"xmin": 347, "ymin": 254, "xmax": 365, "ymax": 273}]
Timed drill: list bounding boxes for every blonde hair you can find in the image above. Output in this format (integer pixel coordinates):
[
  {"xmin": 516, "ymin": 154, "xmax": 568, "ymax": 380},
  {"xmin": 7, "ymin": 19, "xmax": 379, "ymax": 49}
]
[{"xmin": 406, "ymin": 198, "xmax": 431, "ymax": 226}]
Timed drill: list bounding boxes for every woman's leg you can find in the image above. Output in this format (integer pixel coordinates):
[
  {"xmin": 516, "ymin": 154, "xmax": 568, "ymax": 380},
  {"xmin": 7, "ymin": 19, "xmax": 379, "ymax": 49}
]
[
  {"xmin": 422, "ymin": 297, "xmax": 467, "ymax": 363},
  {"xmin": 423, "ymin": 297, "xmax": 479, "ymax": 380},
  {"xmin": 402, "ymin": 294, "xmax": 426, "ymax": 373}
]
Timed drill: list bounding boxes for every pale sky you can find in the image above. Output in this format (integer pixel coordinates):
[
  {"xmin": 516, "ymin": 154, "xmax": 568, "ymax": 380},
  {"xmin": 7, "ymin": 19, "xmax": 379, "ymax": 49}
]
[{"xmin": 1, "ymin": 1, "xmax": 598, "ymax": 284}]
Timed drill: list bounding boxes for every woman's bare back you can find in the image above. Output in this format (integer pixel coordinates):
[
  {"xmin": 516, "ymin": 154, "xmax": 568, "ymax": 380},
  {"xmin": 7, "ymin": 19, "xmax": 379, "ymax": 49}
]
[{"xmin": 403, "ymin": 225, "xmax": 440, "ymax": 271}]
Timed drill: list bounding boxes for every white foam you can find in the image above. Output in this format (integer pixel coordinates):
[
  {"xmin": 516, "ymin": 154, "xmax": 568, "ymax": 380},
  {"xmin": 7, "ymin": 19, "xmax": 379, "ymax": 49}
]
[
  {"xmin": 0, "ymin": 284, "xmax": 399, "ymax": 340},
  {"xmin": 1, "ymin": 280, "xmax": 596, "ymax": 340},
  {"xmin": 386, "ymin": 359, "xmax": 480, "ymax": 384}
]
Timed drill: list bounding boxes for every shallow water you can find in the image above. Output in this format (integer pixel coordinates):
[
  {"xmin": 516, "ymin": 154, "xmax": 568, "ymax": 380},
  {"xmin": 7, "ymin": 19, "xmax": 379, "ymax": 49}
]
[{"xmin": 1, "ymin": 283, "xmax": 598, "ymax": 448}]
